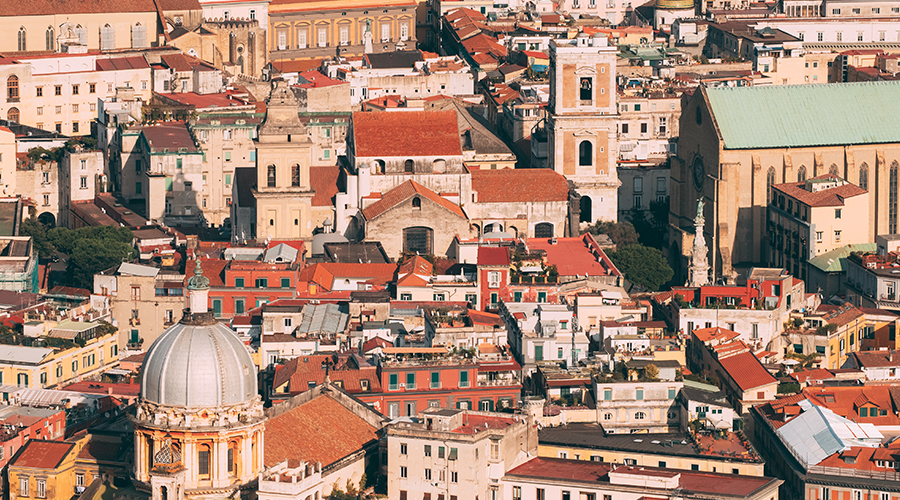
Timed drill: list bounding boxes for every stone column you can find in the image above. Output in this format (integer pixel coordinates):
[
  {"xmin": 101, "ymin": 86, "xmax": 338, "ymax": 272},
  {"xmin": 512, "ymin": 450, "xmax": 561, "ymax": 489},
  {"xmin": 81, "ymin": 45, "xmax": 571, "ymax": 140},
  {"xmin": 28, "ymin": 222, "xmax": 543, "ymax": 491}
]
[{"xmin": 135, "ymin": 432, "xmax": 144, "ymax": 481}]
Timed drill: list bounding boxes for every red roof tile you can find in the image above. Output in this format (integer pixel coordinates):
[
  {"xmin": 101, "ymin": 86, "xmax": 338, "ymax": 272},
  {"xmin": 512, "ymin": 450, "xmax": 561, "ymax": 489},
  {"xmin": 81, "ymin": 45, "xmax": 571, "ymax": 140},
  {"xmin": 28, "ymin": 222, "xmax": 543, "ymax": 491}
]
[
  {"xmin": 470, "ymin": 168, "xmax": 569, "ymax": 203},
  {"xmin": 692, "ymin": 327, "xmax": 740, "ymax": 343},
  {"xmin": 525, "ymin": 235, "xmax": 622, "ymax": 277},
  {"xmin": 265, "ymin": 395, "xmax": 379, "ymax": 467},
  {"xmin": 773, "ymin": 175, "xmax": 867, "ymax": 208},
  {"xmin": 352, "ymin": 110, "xmax": 461, "ymax": 157},
  {"xmin": 362, "ymin": 180, "xmax": 466, "ymax": 220},
  {"xmin": 0, "ymin": 0, "xmax": 158, "ymax": 16},
  {"xmin": 477, "ymin": 247, "xmax": 510, "ymax": 266},
  {"xmin": 11, "ymin": 440, "xmax": 74, "ymax": 469},
  {"xmin": 851, "ymin": 350, "xmax": 900, "ymax": 368},
  {"xmin": 310, "ymin": 166, "xmax": 340, "ymax": 207},
  {"xmin": 718, "ymin": 351, "xmax": 777, "ymax": 391},
  {"xmin": 185, "ymin": 259, "xmax": 228, "ymax": 287}
]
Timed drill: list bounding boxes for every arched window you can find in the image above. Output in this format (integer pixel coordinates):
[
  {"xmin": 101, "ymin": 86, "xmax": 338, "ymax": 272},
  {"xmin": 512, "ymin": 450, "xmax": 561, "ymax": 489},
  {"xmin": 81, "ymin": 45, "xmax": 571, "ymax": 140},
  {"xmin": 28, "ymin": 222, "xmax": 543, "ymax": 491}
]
[
  {"xmin": 375, "ymin": 160, "xmax": 385, "ymax": 173},
  {"xmin": 534, "ymin": 222, "xmax": 554, "ymax": 238},
  {"xmin": 132, "ymin": 23, "xmax": 147, "ymax": 49},
  {"xmin": 404, "ymin": 159, "xmax": 414, "ymax": 173},
  {"xmin": 403, "ymin": 227, "xmax": 433, "ymax": 254},
  {"xmin": 198, "ymin": 444, "xmax": 211, "ymax": 478},
  {"xmin": 411, "ymin": 197, "xmax": 421, "ymax": 209},
  {"xmin": 579, "ymin": 141, "xmax": 592, "ymax": 166},
  {"xmin": 766, "ymin": 167, "xmax": 775, "ymax": 202},
  {"xmin": 291, "ymin": 164, "xmax": 300, "ymax": 187},
  {"xmin": 432, "ymin": 159, "xmax": 446, "ymax": 173},
  {"xmin": 829, "ymin": 164, "xmax": 839, "ymax": 177},
  {"xmin": 45, "ymin": 26, "xmax": 54, "ymax": 51},
  {"xmin": 7, "ymin": 75, "xmax": 19, "ymax": 101},
  {"xmin": 890, "ymin": 161, "xmax": 898, "ymax": 234},
  {"xmin": 859, "ymin": 163, "xmax": 869, "ymax": 191},
  {"xmin": 227, "ymin": 441, "xmax": 239, "ymax": 476},
  {"xmin": 579, "ymin": 77, "xmax": 592, "ymax": 102},
  {"xmin": 635, "ymin": 411, "xmax": 646, "ymax": 420},
  {"xmin": 7, "ymin": 108, "xmax": 19, "ymax": 123},
  {"xmin": 579, "ymin": 196, "xmax": 592, "ymax": 223},
  {"xmin": 100, "ymin": 24, "xmax": 115, "ymax": 51},
  {"xmin": 17, "ymin": 27, "xmax": 26, "ymax": 52},
  {"xmin": 797, "ymin": 165, "xmax": 807, "ymax": 182},
  {"xmin": 267, "ymin": 165, "xmax": 276, "ymax": 187}
]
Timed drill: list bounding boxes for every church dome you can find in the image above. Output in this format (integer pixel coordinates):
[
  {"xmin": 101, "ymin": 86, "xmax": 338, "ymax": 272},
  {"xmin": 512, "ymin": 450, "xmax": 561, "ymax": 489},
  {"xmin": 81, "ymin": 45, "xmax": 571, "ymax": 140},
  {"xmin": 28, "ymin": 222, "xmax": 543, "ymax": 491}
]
[
  {"xmin": 139, "ymin": 260, "xmax": 257, "ymax": 409},
  {"xmin": 140, "ymin": 320, "xmax": 258, "ymax": 409}
]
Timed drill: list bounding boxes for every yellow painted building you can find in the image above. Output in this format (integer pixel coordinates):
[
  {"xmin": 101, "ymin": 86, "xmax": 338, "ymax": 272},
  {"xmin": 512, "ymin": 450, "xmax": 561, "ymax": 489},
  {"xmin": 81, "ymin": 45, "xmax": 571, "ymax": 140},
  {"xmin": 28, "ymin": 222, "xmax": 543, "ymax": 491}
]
[
  {"xmin": 538, "ymin": 424, "xmax": 766, "ymax": 476},
  {"xmin": 0, "ymin": 11, "xmax": 159, "ymax": 54},
  {"xmin": 0, "ymin": 331, "xmax": 119, "ymax": 389},
  {"xmin": 823, "ymin": 305, "xmax": 900, "ymax": 369},
  {"xmin": 268, "ymin": 0, "xmax": 417, "ymax": 63},
  {"xmin": 8, "ymin": 439, "xmax": 79, "ymax": 500}
]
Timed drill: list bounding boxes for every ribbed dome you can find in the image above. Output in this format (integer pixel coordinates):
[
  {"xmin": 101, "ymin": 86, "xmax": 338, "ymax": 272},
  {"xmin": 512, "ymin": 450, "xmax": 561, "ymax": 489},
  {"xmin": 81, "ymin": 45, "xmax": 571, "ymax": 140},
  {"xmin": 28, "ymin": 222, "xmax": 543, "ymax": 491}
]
[{"xmin": 140, "ymin": 320, "xmax": 257, "ymax": 409}]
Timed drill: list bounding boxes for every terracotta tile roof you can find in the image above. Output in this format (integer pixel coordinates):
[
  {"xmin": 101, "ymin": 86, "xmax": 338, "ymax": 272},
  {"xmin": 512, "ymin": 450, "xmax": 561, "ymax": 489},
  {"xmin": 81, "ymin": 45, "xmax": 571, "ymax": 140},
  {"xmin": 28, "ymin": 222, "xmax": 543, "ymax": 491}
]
[
  {"xmin": 468, "ymin": 309, "xmax": 504, "ymax": 326},
  {"xmin": 0, "ymin": 0, "xmax": 157, "ymax": 16},
  {"xmin": 264, "ymin": 394, "xmax": 379, "ymax": 467},
  {"xmin": 470, "ymin": 168, "xmax": 569, "ymax": 203},
  {"xmin": 11, "ymin": 440, "xmax": 75, "ymax": 469},
  {"xmin": 477, "ymin": 247, "xmax": 510, "ymax": 266},
  {"xmin": 95, "ymin": 56, "xmax": 151, "ymax": 71},
  {"xmin": 352, "ymin": 110, "xmax": 462, "ymax": 158},
  {"xmin": 398, "ymin": 255, "xmax": 433, "ymax": 277},
  {"xmin": 296, "ymin": 70, "xmax": 345, "ymax": 88},
  {"xmin": 362, "ymin": 180, "xmax": 465, "ymax": 220},
  {"xmin": 461, "ymin": 34, "xmax": 508, "ymax": 59},
  {"xmin": 773, "ymin": 176, "xmax": 867, "ymax": 208},
  {"xmin": 851, "ymin": 350, "xmax": 900, "ymax": 368},
  {"xmin": 185, "ymin": 259, "xmax": 228, "ymax": 287},
  {"xmin": 310, "ymin": 166, "xmax": 340, "ymax": 207},
  {"xmin": 452, "ymin": 414, "xmax": 518, "ymax": 434},
  {"xmin": 790, "ymin": 368, "xmax": 836, "ymax": 384},
  {"xmin": 269, "ymin": 58, "xmax": 323, "ymax": 74},
  {"xmin": 445, "ymin": 7, "xmax": 487, "ymax": 22},
  {"xmin": 692, "ymin": 326, "xmax": 740, "ymax": 343},
  {"xmin": 803, "ymin": 385, "xmax": 900, "ymax": 425},
  {"xmin": 525, "ymin": 234, "xmax": 622, "ymax": 277},
  {"xmin": 823, "ymin": 303, "xmax": 864, "ymax": 326},
  {"xmin": 138, "ymin": 122, "xmax": 198, "ymax": 153},
  {"xmin": 718, "ymin": 351, "xmax": 777, "ymax": 391},
  {"xmin": 363, "ymin": 336, "xmax": 392, "ymax": 352},
  {"xmin": 298, "ymin": 263, "xmax": 398, "ymax": 291}
]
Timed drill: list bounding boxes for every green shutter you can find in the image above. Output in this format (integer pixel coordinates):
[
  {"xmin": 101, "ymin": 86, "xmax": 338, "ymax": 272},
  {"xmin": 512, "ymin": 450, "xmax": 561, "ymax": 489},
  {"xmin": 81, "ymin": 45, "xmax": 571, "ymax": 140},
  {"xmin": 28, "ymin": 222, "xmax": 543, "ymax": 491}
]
[
  {"xmin": 460, "ymin": 370, "xmax": 468, "ymax": 386},
  {"xmin": 165, "ymin": 177, "xmax": 173, "ymax": 191},
  {"xmin": 281, "ymin": 277, "xmax": 291, "ymax": 288},
  {"xmin": 225, "ymin": 174, "xmax": 232, "ymax": 185},
  {"xmin": 235, "ymin": 277, "xmax": 244, "ymax": 287},
  {"xmin": 250, "ymin": 151, "xmax": 256, "ymax": 161},
  {"xmin": 407, "ymin": 372, "xmax": 415, "ymax": 387},
  {"xmin": 534, "ymin": 345, "xmax": 543, "ymax": 361},
  {"xmin": 235, "ymin": 299, "xmax": 245, "ymax": 314},
  {"xmin": 212, "ymin": 299, "xmax": 222, "ymax": 317},
  {"xmin": 431, "ymin": 371, "xmax": 439, "ymax": 387},
  {"xmin": 389, "ymin": 373, "xmax": 398, "ymax": 390}
]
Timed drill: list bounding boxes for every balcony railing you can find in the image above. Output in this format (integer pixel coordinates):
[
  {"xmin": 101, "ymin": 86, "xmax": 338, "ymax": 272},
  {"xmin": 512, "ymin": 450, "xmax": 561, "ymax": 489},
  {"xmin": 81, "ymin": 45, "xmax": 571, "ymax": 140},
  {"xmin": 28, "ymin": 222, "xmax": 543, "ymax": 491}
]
[{"xmin": 477, "ymin": 378, "xmax": 519, "ymax": 387}]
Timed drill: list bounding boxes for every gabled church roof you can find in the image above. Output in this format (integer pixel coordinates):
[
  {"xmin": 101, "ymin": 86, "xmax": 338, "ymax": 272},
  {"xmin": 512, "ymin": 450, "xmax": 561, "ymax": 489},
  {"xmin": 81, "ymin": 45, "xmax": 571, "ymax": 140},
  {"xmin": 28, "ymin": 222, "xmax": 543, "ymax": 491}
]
[{"xmin": 362, "ymin": 180, "xmax": 466, "ymax": 220}]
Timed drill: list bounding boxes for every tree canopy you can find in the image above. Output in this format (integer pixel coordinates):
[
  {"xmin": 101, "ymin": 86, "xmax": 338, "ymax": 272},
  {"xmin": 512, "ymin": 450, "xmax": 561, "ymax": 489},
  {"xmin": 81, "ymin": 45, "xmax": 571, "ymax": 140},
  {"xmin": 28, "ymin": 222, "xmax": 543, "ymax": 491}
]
[
  {"xmin": 20, "ymin": 222, "xmax": 136, "ymax": 289},
  {"xmin": 585, "ymin": 220, "xmax": 639, "ymax": 246},
  {"xmin": 607, "ymin": 243, "xmax": 674, "ymax": 291}
]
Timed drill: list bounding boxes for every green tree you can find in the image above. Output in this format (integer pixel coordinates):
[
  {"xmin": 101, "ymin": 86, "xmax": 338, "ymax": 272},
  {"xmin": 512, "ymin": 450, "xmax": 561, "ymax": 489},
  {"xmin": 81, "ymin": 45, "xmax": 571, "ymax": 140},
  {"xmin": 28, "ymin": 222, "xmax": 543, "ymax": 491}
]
[
  {"xmin": 68, "ymin": 237, "xmax": 135, "ymax": 289},
  {"xmin": 607, "ymin": 243, "xmax": 673, "ymax": 291},
  {"xmin": 20, "ymin": 217, "xmax": 56, "ymax": 258},
  {"xmin": 643, "ymin": 363, "xmax": 660, "ymax": 381},
  {"xmin": 585, "ymin": 220, "xmax": 640, "ymax": 246}
]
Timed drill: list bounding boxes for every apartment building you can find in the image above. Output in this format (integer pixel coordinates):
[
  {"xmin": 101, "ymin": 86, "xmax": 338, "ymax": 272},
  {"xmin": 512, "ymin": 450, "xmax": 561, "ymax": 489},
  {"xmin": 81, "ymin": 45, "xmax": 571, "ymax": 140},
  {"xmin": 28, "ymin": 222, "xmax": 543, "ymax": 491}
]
[
  {"xmin": 767, "ymin": 174, "xmax": 870, "ymax": 280},
  {"xmin": 617, "ymin": 93, "xmax": 681, "ymax": 163},
  {"xmin": 93, "ymin": 261, "xmax": 186, "ymax": 352},
  {"xmin": 538, "ymin": 422, "xmax": 765, "ymax": 476},
  {"xmin": 502, "ymin": 302, "xmax": 591, "ymax": 375},
  {"xmin": 0, "ymin": 53, "xmax": 152, "ymax": 135},
  {"xmin": 387, "ymin": 408, "xmax": 538, "ymax": 500},
  {"xmin": 595, "ymin": 359, "xmax": 684, "ymax": 433},
  {"xmin": 59, "ymin": 148, "xmax": 106, "ymax": 229},
  {"xmin": 268, "ymin": 0, "xmax": 417, "ymax": 63},
  {"xmin": 0, "ymin": 329, "xmax": 119, "ymax": 389},
  {"xmin": 501, "ymin": 457, "xmax": 782, "ymax": 500}
]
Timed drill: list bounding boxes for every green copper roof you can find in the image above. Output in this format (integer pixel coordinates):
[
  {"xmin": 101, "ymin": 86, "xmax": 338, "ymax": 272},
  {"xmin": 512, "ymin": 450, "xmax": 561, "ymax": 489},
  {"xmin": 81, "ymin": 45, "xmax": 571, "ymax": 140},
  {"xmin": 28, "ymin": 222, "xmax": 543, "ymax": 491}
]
[
  {"xmin": 808, "ymin": 243, "xmax": 876, "ymax": 273},
  {"xmin": 705, "ymin": 81, "xmax": 900, "ymax": 150}
]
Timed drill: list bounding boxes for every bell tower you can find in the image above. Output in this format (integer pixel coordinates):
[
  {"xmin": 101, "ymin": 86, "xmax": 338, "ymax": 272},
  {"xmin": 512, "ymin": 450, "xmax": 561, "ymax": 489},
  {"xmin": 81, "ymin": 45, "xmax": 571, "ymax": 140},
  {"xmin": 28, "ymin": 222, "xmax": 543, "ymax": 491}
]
[
  {"xmin": 253, "ymin": 79, "xmax": 315, "ymax": 241},
  {"xmin": 546, "ymin": 33, "xmax": 620, "ymax": 225}
]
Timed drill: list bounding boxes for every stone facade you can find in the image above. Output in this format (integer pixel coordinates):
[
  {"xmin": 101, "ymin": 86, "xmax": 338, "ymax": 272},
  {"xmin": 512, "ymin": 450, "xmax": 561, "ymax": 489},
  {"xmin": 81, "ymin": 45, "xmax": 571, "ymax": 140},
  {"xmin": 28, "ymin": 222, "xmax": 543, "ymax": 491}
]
[
  {"xmin": 59, "ymin": 149, "xmax": 106, "ymax": 229},
  {"xmin": 595, "ymin": 379, "xmax": 684, "ymax": 433},
  {"xmin": 546, "ymin": 33, "xmax": 620, "ymax": 225},
  {"xmin": 170, "ymin": 19, "xmax": 267, "ymax": 77},
  {"xmin": 253, "ymin": 80, "xmax": 315, "ymax": 241}
]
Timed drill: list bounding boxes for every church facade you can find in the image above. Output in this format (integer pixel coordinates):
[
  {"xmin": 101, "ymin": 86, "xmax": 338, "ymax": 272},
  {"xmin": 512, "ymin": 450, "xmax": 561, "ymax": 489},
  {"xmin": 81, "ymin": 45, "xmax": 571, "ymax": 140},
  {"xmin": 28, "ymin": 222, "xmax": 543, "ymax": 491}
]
[{"xmin": 670, "ymin": 81, "xmax": 900, "ymax": 283}]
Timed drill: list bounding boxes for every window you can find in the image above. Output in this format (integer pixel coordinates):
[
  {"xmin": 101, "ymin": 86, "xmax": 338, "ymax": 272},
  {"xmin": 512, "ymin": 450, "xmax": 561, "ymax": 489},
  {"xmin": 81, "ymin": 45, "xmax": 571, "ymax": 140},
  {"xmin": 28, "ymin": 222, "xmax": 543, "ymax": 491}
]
[
  {"xmin": 381, "ymin": 23, "xmax": 390, "ymax": 41},
  {"xmin": 460, "ymin": 370, "xmax": 469, "ymax": 388},
  {"xmin": 604, "ymin": 388, "xmax": 612, "ymax": 400},
  {"xmin": 431, "ymin": 371, "xmax": 440, "ymax": 389},
  {"xmin": 17, "ymin": 27, "xmax": 25, "ymax": 51},
  {"xmin": 621, "ymin": 123, "xmax": 629, "ymax": 134},
  {"xmin": 635, "ymin": 411, "xmax": 646, "ymax": 420},
  {"xmin": 636, "ymin": 388, "xmax": 644, "ymax": 400},
  {"xmin": 668, "ymin": 388, "xmax": 676, "ymax": 399},
  {"xmin": 400, "ymin": 23, "xmax": 409, "ymax": 40},
  {"xmin": 280, "ymin": 277, "xmax": 290, "ymax": 288},
  {"xmin": 450, "ymin": 471, "xmax": 458, "ymax": 483},
  {"xmin": 513, "ymin": 486, "xmax": 522, "ymax": 500},
  {"xmin": 255, "ymin": 278, "xmax": 268, "ymax": 288},
  {"xmin": 424, "ymin": 468, "xmax": 431, "ymax": 480},
  {"xmin": 19, "ymin": 477, "xmax": 28, "ymax": 497},
  {"xmin": 536, "ymin": 488, "xmax": 545, "ymax": 500},
  {"xmin": 406, "ymin": 372, "xmax": 416, "ymax": 389},
  {"xmin": 835, "ymin": 230, "xmax": 842, "ymax": 242},
  {"xmin": 267, "ymin": 165, "xmax": 276, "ymax": 187},
  {"xmin": 7, "ymin": 75, "xmax": 19, "ymax": 101},
  {"xmin": 860, "ymin": 163, "xmax": 869, "ymax": 190},
  {"xmin": 199, "ymin": 445, "xmax": 211, "ymax": 477},
  {"xmin": 400, "ymin": 443, "xmax": 408, "ymax": 454},
  {"xmin": 400, "ymin": 293, "xmax": 412, "ymax": 300},
  {"xmin": 291, "ymin": 164, "xmax": 300, "ymax": 187},
  {"xmin": 439, "ymin": 446, "xmax": 445, "ymax": 459},
  {"xmin": 319, "ymin": 27, "xmax": 328, "ymax": 47},
  {"xmin": 817, "ymin": 32, "xmax": 824, "ymax": 41},
  {"xmin": 76, "ymin": 473, "xmax": 85, "ymax": 486},
  {"xmin": 578, "ymin": 141, "xmax": 593, "ymax": 166},
  {"xmin": 816, "ymin": 231, "xmax": 823, "ymax": 243}
]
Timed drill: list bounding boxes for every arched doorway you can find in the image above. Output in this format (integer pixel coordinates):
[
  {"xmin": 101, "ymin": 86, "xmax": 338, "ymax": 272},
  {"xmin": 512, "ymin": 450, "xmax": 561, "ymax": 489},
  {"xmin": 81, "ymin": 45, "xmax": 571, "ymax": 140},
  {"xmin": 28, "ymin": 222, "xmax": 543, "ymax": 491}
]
[
  {"xmin": 37, "ymin": 212, "xmax": 55, "ymax": 228},
  {"xmin": 534, "ymin": 222, "xmax": 553, "ymax": 238},
  {"xmin": 579, "ymin": 196, "xmax": 592, "ymax": 223}
]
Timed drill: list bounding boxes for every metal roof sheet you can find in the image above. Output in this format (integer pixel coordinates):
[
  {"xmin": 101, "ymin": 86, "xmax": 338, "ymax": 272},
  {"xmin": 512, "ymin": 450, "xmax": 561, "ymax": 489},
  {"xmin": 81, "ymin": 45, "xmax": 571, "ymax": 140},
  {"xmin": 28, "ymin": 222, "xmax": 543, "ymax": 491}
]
[
  {"xmin": 0, "ymin": 345, "xmax": 54, "ymax": 364},
  {"xmin": 808, "ymin": 243, "xmax": 877, "ymax": 273},
  {"xmin": 295, "ymin": 303, "xmax": 348, "ymax": 336},
  {"xmin": 705, "ymin": 81, "xmax": 900, "ymax": 150},
  {"xmin": 775, "ymin": 401, "xmax": 881, "ymax": 468},
  {"xmin": 117, "ymin": 262, "xmax": 160, "ymax": 277}
]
